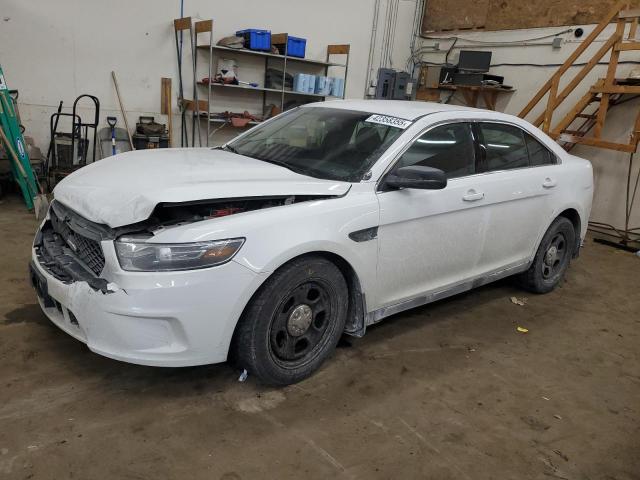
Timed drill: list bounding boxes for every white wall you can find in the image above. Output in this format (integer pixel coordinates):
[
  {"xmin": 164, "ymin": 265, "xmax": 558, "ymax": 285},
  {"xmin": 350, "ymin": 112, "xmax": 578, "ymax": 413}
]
[
  {"xmin": 414, "ymin": 24, "xmax": 640, "ymax": 229},
  {"xmin": 0, "ymin": 0, "xmax": 409, "ymax": 150},
  {"xmin": 2, "ymin": 0, "xmax": 635, "ymax": 229}
]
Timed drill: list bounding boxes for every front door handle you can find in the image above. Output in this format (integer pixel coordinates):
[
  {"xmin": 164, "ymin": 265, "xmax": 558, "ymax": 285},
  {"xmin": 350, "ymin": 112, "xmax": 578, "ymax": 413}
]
[
  {"xmin": 462, "ymin": 189, "xmax": 484, "ymax": 202},
  {"xmin": 542, "ymin": 177, "xmax": 557, "ymax": 189}
]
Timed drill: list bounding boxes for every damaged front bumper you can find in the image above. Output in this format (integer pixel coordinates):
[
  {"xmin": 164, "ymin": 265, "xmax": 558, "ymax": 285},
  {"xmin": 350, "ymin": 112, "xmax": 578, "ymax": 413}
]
[
  {"xmin": 32, "ymin": 220, "xmax": 109, "ymax": 293},
  {"xmin": 29, "ymin": 202, "xmax": 265, "ymax": 367}
]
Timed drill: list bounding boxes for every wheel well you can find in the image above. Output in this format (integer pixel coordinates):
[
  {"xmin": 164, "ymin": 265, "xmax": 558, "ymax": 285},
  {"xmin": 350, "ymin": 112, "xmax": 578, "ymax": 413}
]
[
  {"xmin": 309, "ymin": 252, "xmax": 366, "ymax": 336},
  {"xmin": 234, "ymin": 252, "xmax": 366, "ymax": 345},
  {"xmin": 285, "ymin": 252, "xmax": 366, "ymax": 336},
  {"xmin": 557, "ymin": 208, "xmax": 582, "ymax": 256}
]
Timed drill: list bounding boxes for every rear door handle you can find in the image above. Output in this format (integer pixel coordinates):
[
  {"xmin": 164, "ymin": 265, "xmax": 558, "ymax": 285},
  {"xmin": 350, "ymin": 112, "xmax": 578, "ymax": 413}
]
[
  {"xmin": 542, "ymin": 177, "xmax": 557, "ymax": 189},
  {"xmin": 462, "ymin": 189, "xmax": 484, "ymax": 202}
]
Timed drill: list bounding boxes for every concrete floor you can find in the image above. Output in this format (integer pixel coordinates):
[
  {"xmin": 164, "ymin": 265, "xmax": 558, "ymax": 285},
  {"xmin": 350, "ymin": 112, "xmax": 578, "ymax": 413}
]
[{"xmin": 0, "ymin": 194, "xmax": 639, "ymax": 480}]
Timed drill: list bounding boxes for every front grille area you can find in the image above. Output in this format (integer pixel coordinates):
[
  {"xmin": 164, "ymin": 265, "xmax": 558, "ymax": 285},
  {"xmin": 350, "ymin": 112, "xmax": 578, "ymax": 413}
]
[
  {"xmin": 34, "ymin": 202, "xmax": 106, "ymax": 284},
  {"xmin": 49, "ymin": 208, "xmax": 105, "ymax": 275}
]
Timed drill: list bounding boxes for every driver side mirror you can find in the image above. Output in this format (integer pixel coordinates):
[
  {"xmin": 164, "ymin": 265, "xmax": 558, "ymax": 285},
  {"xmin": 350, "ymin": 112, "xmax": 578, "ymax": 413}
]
[{"xmin": 383, "ymin": 165, "xmax": 447, "ymax": 190}]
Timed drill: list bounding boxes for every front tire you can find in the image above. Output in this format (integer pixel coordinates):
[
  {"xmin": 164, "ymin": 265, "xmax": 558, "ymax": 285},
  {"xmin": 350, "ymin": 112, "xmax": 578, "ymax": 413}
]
[
  {"xmin": 231, "ymin": 256, "xmax": 348, "ymax": 386},
  {"xmin": 519, "ymin": 216, "xmax": 576, "ymax": 294}
]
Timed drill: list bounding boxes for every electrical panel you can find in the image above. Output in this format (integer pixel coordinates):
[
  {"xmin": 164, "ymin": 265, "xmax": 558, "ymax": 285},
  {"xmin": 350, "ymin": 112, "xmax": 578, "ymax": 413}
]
[
  {"xmin": 375, "ymin": 69, "xmax": 396, "ymax": 99},
  {"xmin": 374, "ymin": 69, "xmax": 411, "ymax": 100}
]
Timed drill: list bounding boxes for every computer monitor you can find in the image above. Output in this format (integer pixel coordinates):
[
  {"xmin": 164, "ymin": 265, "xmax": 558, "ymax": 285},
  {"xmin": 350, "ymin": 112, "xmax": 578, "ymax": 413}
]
[{"xmin": 457, "ymin": 50, "xmax": 492, "ymax": 73}]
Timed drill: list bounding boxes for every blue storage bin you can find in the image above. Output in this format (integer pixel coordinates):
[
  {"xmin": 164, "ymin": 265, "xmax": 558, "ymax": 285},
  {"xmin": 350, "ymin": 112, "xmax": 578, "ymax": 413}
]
[
  {"xmin": 286, "ymin": 36, "xmax": 306, "ymax": 58},
  {"xmin": 272, "ymin": 34, "xmax": 307, "ymax": 58},
  {"xmin": 236, "ymin": 29, "xmax": 271, "ymax": 51}
]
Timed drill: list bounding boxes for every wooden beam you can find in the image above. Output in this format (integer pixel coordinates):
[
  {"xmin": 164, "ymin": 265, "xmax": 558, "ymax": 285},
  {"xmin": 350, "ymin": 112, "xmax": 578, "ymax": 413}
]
[
  {"xmin": 531, "ymin": 32, "xmax": 622, "ymax": 127},
  {"xmin": 194, "ymin": 19, "xmax": 213, "ymax": 34},
  {"xmin": 161, "ymin": 78, "xmax": 172, "ymax": 148},
  {"xmin": 590, "ymin": 85, "xmax": 640, "ymax": 94},
  {"xmin": 629, "ymin": 17, "xmax": 639, "ymax": 39},
  {"xmin": 631, "ymin": 107, "xmax": 640, "ymax": 148},
  {"xmin": 619, "ymin": 8, "xmax": 640, "ymax": 19},
  {"xmin": 173, "ymin": 17, "xmax": 192, "ymax": 31},
  {"xmin": 558, "ymin": 133, "xmax": 636, "ymax": 152},
  {"xmin": 615, "ymin": 41, "xmax": 640, "ymax": 50},
  {"xmin": 518, "ymin": 0, "xmax": 628, "ymax": 119},
  {"xmin": 543, "ymin": 75, "xmax": 560, "ymax": 133},
  {"xmin": 327, "ymin": 45, "xmax": 350, "ymax": 55}
]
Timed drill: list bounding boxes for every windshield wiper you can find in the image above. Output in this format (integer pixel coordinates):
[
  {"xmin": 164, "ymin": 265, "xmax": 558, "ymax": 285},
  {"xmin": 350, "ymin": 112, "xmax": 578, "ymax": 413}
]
[
  {"xmin": 216, "ymin": 144, "xmax": 239, "ymax": 154},
  {"xmin": 217, "ymin": 145, "xmax": 327, "ymax": 179},
  {"xmin": 252, "ymin": 157, "xmax": 317, "ymax": 177}
]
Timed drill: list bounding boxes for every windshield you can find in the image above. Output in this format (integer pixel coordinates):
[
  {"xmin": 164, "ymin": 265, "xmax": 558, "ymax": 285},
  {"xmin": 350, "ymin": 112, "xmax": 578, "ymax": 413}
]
[{"xmin": 227, "ymin": 107, "xmax": 407, "ymax": 182}]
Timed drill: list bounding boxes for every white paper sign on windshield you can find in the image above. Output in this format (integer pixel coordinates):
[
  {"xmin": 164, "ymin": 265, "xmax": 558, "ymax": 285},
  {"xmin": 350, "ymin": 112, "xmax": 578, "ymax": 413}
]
[{"xmin": 365, "ymin": 114, "xmax": 412, "ymax": 130}]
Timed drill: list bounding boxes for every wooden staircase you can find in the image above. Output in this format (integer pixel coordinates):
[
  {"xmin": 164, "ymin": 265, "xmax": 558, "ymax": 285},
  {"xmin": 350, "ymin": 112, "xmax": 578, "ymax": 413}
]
[
  {"xmin": 554, "ymin": 86, "xmax": 628, "ymax": 151},
  {"xmin": 518, "ymin": 1, "xmax": 640, "ymax": 153}
]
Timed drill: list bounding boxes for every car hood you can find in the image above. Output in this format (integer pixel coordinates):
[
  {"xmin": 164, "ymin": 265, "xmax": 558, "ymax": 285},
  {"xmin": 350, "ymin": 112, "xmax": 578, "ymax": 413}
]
[{"xmin": 53, "ymin": 148, "xmax": 351, "ymax": 228}]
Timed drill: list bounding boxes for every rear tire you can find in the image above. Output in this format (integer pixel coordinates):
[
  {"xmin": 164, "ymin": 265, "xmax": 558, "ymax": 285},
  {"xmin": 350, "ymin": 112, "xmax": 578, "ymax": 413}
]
[
  {"xmin": 231, "ymin": 256, "xmax": 348, "ymax": 386},
  {"xmin": 519, "ymin": 216, "xmax": 576, "ymax": 294}
]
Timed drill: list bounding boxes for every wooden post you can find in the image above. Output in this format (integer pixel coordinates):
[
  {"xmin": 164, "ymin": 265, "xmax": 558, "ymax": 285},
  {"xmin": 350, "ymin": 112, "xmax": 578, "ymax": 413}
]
[
  {"xmin": 161, "ymin": 78, "xmax": 172, "ymax": 147},
  {"xmin": 543, "ymin": 75, "xmax": 559, "ymax": 133},
  {"xmin": 628, "ymin": 16, "xmax": 638, "ymax": 39},
  {"xmin": 594, "ymin": 18, "xmax": 626, "ymax": 138},
  {"xmin": 630, "ymin": 106, "xmax": 640, "ymax": 148}
]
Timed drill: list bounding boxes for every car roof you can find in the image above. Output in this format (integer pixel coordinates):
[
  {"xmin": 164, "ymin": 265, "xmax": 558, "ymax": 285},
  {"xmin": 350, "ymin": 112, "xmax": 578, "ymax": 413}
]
[{"xmin": 303, "ymin": 99, "xmax": 482, "ymax": 121}]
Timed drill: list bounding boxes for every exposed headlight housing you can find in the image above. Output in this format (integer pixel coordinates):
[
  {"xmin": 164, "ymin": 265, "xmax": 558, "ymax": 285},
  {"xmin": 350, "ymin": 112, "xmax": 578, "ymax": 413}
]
[{"xmin": 115, "ymin": 237, "xmax": 245, "ymax": 272}]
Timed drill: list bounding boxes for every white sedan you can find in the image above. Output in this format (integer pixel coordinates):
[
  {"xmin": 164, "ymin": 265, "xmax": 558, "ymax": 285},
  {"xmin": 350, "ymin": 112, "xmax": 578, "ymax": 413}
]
[{"xmin": 30, "ymin": 100, "xmax": 593, "ymax": 385}]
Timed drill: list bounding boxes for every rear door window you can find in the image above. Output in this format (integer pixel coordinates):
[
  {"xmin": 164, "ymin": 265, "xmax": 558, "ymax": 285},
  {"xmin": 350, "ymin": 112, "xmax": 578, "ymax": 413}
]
[
  {"xmin": 525, "ymin": 132, "xmax": 557, "ymax": 166},
  {"xmin": 478, "ymin": 123, "xmax": 529, "ymax": 172}
]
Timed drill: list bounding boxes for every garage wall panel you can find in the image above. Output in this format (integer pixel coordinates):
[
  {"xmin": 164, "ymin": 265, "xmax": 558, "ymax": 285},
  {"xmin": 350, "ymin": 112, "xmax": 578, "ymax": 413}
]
[{"xmin": 421, "ymin": 0, "xmax": 640, "ymax": 32}]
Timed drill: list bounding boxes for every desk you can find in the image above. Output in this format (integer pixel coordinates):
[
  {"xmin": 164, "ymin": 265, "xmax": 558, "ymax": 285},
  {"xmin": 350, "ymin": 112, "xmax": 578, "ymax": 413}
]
[{"xmin": 417, "ymin": 84, "xmax": 515, "ymax": 110}]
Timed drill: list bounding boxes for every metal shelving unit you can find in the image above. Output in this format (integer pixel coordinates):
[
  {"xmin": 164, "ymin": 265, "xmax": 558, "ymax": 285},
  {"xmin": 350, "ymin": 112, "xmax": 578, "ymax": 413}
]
[{"xmin": 193, "ymin": 34, "xmax": 350, "ymax": 146}]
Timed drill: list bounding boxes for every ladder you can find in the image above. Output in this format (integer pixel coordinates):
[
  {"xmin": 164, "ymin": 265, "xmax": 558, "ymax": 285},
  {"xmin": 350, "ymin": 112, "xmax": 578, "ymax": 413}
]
[
  {"xmin": 518, "ymin": 1, "xmax": 640, "ymax": 153},
  {"xmin": 0, "ymin": 65, "xmax": 39, "ymax": 209}
]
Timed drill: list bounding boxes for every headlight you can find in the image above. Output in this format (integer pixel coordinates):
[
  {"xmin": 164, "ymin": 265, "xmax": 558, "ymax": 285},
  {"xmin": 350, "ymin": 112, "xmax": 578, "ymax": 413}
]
[{"xmin": 115, "ymin": 237, "xmax": 245, "ymax": 272}]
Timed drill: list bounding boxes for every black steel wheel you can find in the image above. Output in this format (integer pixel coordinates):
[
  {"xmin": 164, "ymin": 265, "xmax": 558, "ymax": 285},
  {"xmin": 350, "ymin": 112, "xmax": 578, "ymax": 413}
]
[
  {"xmin": 231, "ymin": 256, "xmax": 348, "ymax": 385},
  {"xmin": 541, "ymin": 232, "xmax": 568, "ymax": 280},
  {"xmin": 269, "ymin": 280, "xmax": 334, "ymax": 366},
  {"xmin": 519, "ymin": 216, "xmax": 576, "ymax": 294}
]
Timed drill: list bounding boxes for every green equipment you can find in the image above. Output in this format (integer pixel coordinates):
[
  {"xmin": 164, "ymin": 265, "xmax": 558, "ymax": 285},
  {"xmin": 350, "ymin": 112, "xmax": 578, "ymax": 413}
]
[{"xmin": 0, "ymin": 65, "xmax": 45, "ymax": 213}]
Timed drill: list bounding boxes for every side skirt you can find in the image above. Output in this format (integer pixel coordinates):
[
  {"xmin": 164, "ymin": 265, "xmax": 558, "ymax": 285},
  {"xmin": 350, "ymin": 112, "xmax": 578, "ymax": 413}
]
[{"xmin": 364, "ymin": 261, "xmax": 531, "ymax": 327}]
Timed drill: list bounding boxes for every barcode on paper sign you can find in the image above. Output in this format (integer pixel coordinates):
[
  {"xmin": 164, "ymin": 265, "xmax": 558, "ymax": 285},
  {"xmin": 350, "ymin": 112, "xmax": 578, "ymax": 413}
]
[{"xmin": 365, "ymin": 114, "xmax": 412, "ymax": 129}]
